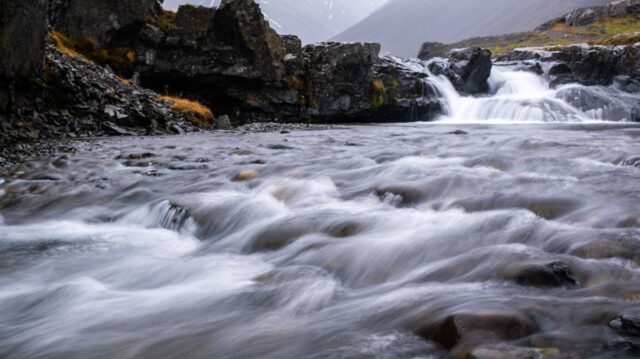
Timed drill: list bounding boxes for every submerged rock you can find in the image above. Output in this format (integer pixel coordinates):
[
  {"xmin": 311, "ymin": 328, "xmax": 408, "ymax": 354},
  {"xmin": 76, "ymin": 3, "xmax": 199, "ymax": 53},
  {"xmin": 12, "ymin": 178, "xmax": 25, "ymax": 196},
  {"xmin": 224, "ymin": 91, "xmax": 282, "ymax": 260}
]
[
  {"xmin": 570, "ymin": 233, "xmax": 640, "ymax": 264},
  {"xmin": 610, "ymin": 314, "xmax": 640, "ymax": 337},
  {"xmin": 233, "ymin": 169, "xmax": 259, "ymax": 182},
  {"xmin": 511, "ymin": 261, "xmax": 578, "ymax": 288},
  {"xmin": 608, "ymin": 313, "xmax": 640, "ymax": 354},
  {"xmin": 466, "ymin": 344, "xmax": 545, "ymax": 359},
  {"xmin": 417, "ymin": 310, "xmax": 538, "ymax": 350}
]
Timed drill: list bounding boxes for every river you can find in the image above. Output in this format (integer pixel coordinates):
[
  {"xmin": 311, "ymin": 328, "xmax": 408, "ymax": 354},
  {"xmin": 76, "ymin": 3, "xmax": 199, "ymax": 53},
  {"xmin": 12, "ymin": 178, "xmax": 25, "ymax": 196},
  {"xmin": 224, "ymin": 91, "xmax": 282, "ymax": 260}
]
[{"xmin": 1, "ymin": 67, "xmax": 640, "ymax": 358}]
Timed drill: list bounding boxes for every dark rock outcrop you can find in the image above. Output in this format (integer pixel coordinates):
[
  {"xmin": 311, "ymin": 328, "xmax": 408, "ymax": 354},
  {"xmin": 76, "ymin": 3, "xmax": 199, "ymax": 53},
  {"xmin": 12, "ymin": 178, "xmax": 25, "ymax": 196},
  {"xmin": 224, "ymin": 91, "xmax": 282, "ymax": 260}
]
[
  {"xmin": 1, "ymin": 0, "xmax": 446, "ymax": 158},
  {"xmin": 428, "ymin": 47, "xmax": 493, "ymax": 94},
  {"xmin": 0, "ymin": 0, "xmax": 202, "ymax": 152},
  {"xmin": 0, "ymin": 0, "xmax": 47, "ymax": 80},
  {"xmin": 496, "ymin": 44, "xmax": 640, "ymax": 90},
  {"xmin": 47, "ymin": 0, "xmax": 162, "ymax": 47},
  {"xmin": 137, "ymin": 2, "xmax": 442, "ymax": 123},
  {"xmin": 1, "ymin": 43, "xmax": 198, "ymax": 146},
  {"xmin": 45, "ymin": 0, "xmax": 442, "ymax": 123}
]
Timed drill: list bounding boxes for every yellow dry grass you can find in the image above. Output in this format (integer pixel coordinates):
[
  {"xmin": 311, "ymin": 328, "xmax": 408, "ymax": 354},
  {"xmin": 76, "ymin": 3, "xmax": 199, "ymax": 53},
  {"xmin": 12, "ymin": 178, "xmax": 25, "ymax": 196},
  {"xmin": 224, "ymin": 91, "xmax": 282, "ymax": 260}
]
[
  {"xmin": 49, "ymin": 30, "xmax": 85, "ymax": 59},
  {"xmin": 159, "ymin": 95, "xmax": 214, "ymax": 128},
  {"xmin": 49, "ymin": 30, "xmax": 136, "ymax": 74}
]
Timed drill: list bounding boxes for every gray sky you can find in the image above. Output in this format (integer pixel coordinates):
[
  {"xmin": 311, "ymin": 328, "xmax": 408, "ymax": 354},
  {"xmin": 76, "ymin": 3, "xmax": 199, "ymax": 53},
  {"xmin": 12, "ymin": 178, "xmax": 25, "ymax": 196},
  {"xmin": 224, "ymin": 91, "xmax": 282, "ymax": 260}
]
[{"xmin": 162, "ymin": 0, "xmax": 389, "ymax": 44}]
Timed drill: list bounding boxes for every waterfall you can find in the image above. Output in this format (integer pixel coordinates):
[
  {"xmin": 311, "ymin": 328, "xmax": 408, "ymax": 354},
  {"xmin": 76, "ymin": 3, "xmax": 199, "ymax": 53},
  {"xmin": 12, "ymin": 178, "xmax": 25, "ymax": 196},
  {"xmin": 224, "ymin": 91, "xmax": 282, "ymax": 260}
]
[{"xmin": 425, "ymin": 64, "xmax": 640, "ymax": 123}]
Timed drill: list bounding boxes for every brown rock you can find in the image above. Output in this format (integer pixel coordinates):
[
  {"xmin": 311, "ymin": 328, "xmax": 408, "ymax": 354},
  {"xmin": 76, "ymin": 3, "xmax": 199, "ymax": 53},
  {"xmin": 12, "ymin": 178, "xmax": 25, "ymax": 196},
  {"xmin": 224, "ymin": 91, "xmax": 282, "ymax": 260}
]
[{"xmin": 418, "ymin": 310, "xmax": 538, "ymax": 350}]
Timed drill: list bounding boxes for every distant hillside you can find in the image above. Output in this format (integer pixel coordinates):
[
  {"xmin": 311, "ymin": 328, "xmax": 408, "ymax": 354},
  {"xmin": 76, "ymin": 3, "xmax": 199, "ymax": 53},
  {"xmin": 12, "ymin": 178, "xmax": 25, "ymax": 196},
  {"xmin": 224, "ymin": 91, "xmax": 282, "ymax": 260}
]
[
  {"xmin": 333, "ymin": 0, "xmax": 614, "ymax": 57},
  {"xmin": 163, "ymin": 0, "xmax": 388, "ymax": 44},
  {"xmin": 418, "ymin": 0, "xmax": 640, "ymax": 60}
]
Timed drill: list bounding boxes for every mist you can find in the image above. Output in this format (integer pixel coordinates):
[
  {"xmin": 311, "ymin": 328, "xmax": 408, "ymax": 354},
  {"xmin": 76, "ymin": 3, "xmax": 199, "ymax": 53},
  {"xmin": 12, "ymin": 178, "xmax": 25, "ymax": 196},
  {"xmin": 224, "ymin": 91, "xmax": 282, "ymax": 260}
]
[
  {"xmin": 334, "ymin": 0, "xmax": 614, "ymax": 56},
  {"xmin": 162, "ymin": 0, "xmax": 389, "ymax": 44}
]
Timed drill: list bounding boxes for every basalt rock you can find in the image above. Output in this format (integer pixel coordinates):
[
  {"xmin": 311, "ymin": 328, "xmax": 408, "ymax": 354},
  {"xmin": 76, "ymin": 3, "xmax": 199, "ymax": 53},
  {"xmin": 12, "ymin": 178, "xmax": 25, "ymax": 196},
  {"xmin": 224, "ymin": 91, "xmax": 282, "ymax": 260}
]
[
  {"xmin": 131, "ymin": 2, "xmax": 442, "ymax": 123},
  {"xmin": 0, "ymin": 0, "xmax": 48, "ymax": 80},
  {"xmin": 3, "ymin": 0, "xmax": 445, "ymax": 155},
  {"xmin": 428, "ymin": 47, "xmax": 492, "ymax": 94},
  {"xmin": 1, "ymin": 41, "xmax": 199, "ymax": 148},
  {"xmin": 47, "ymin": 0, "xmax": 162, "ymax": 47},
  {"xmin": 496, "ymin": 44, "xmax": 640, "ymax": 90}
]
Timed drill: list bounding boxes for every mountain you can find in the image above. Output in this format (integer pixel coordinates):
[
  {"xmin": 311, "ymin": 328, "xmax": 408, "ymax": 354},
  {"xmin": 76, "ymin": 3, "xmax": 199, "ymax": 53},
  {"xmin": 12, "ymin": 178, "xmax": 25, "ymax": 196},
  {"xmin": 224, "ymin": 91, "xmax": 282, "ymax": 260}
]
[
  {"xmin": 333, "ymin": 0, "xmax": 615, "ymax": 57},
  {"xmin": 162, "ymin": 0, "xmax": 388, "ymax": 44}
]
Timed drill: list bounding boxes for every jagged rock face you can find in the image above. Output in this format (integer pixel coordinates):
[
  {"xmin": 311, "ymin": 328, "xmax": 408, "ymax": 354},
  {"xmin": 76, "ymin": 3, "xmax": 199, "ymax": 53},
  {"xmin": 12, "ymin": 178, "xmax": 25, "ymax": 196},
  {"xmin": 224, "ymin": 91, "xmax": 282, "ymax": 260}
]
[
  {"xmin": 1, "ymin": 42, "xmax": 198, "ymax": 146},
  {"xmin": 47, "ymin": 0, "xmax": 162, "ymax": 46},
  {"xmin": 212, "ymin": 0, "xmax": 287, "ymax": 80},
  {"xmin": 3, "ymin": 0, "xmax": 443, "ymax": 130},
  {"xmin": 0, "ymin": 0, "xmax": 47, "ymax": 80},
  {"xmin": 496, "ymin": 44, "xmax": 640, "ymax": 90},
  {"xmin": 134, "ymin": 1, "xmax": 442, "ymax": 123},
  {"xmin": 174, "ymin": 4, "xmax": 215, "ymax": 41},
  {"xmin": 429, "ymin": 47, "xmax": 493, "ymax": 94},
  {"xmin": 302, "ymin": 42, "xmax": 380, "ymax": 119}
]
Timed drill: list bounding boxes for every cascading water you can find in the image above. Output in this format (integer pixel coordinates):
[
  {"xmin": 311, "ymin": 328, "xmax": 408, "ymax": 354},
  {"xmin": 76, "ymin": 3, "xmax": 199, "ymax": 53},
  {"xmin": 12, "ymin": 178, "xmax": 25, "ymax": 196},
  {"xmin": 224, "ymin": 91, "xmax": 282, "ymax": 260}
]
[
  {"xmin": 423, "ymin": 61, "xmax": 640, "ymax": 123},
  {"xmin": 2, "ymin": 58, "xmax": 640, "ymax": 358}
]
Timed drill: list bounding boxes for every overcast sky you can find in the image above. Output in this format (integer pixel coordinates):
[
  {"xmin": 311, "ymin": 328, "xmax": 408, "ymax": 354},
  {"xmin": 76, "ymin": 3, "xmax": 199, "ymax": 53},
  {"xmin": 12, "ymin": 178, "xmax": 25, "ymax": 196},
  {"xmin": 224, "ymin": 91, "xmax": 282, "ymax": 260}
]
[{"xmin": 162, "ymin": 0, "xmax": 389, "ymax": 43}]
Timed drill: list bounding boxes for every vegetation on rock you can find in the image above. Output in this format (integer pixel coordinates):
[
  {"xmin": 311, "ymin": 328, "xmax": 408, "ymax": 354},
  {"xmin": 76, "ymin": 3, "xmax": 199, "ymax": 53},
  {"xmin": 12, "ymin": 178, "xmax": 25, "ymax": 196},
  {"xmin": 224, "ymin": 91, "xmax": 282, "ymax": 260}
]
[
  {"xmin": 159, "ymin": 95, "xmax": 214, "ymax": 128},
  {"xmin": 371, "ymin": 79, "xmax": 386, "ymax": 107},
  {"xmin": 49, "ymin": 31, "xmax": 136, "ymax": 75}
]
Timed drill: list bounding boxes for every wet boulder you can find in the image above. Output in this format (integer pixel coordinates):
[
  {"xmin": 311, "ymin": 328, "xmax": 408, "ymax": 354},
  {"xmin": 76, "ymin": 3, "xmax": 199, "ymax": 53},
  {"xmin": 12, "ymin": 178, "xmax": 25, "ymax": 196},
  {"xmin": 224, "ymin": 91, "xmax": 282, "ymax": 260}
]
[
  {"xmin": 608, "ymin": 313, "xmax": 640, "ymax": 353},
  {"xmin": 417, "ymin": 310, "xmax": 538, "ymax": 350},
  {"xmin": 215, "ymin": 115, "xmax": 232, "ymax": 130},
  {"xmin": 428, "ymin": 47, "xmax": 492, "ymax": 94},
  {"xmin": 610, "ymin": 314, "xmax": 640, "ymax": 337},
  {"xmin": 570, "ymin": 234, "xmax": 640, "ymax": 264},
  {"xmin": 617, "ymin": 44, "xmax": 640, "ymax": 78},
  {"xmin": 510, "ymin": 261, "xmax": 578, "ymax": 288}
]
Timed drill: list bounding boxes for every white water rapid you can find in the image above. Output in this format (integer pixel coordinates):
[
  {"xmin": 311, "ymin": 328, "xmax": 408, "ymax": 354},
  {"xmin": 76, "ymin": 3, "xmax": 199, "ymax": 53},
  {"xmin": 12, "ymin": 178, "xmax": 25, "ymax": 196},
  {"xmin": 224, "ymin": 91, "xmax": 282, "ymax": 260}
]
[{"xmin": 426, "ymin": 63, "xmax": 640, "ymax": 124}]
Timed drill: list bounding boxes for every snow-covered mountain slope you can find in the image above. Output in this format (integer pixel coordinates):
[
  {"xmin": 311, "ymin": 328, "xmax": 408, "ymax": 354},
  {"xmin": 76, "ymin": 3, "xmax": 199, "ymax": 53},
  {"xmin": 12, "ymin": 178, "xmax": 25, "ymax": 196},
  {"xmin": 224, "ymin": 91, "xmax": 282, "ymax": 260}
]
[
  {"xmin": 333, "ymin": 0, "xmax": 615, "ymax": 57},
  {"xmin": 163, "ymin": 0, "xmax": 388, "ymax": 44}
]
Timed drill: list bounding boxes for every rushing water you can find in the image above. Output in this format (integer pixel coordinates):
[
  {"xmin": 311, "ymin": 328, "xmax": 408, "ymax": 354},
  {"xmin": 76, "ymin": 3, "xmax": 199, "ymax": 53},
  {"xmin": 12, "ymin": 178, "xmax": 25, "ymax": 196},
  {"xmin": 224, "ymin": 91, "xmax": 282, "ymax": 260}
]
[
  {"xmin": 1, "ymin": 69, "xmax": 640, "ymax": 358},
  {"xmin": 429, "ymin": 63, "xmax": 640, "ymax": 124}
]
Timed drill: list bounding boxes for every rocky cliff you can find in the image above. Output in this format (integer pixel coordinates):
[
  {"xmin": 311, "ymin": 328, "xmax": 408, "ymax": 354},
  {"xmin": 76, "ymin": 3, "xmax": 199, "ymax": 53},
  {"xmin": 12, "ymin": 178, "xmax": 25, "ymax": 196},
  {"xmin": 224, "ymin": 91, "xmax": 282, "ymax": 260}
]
[
  {"xmin": 497, "ymin": 44, "xmax": 640, "ymax": 91},
  {"xmin": 45, "ymin": 0, "xmax": 442, "ymax": 124},
  {"xmin": 0, "ymin": 0, "xmax": 205, "ymax": 154},
  {"xmin": 0, "ymin": 0, "xmax": 448, "ymax": 156}
]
